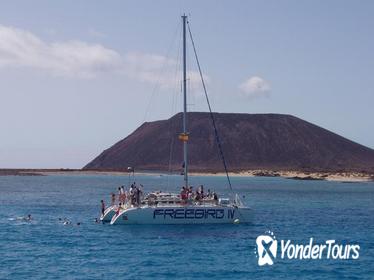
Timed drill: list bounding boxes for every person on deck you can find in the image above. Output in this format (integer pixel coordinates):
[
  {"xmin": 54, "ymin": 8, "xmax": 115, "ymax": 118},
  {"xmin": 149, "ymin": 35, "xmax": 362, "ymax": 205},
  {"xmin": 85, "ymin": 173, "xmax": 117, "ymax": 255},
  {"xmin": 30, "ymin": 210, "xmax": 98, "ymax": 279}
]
[
  {"xmin": 129, "ymin": 184, "xmax": 135, "ymax": 206},
  {"xmin": 180, "ymin": 187, "xmax": 188, "ymax": 204},
  {"xmin": 207, "ymin": 189, "xmax": 212, "ymax": 199},
  {"xmin": 187, "ymin": 187, "xmax": 193, "ymax": 201},
  {"xmin": 122, "ymin": 189, "xmax": 128, "ymax": 205},
  {"xmin": 135, "ymin": 186, "xmax": 141, "ymax": 207},
  {"xmin": 180, "ymin": 186, "xmax": 186, "ymax": 199},
  {"xmin": 121, "ymin": 186, "xmax": 126, "ymax": 203},
  {"xmin": 118, "ymin": 187, "xmax": 122, "ymax": 203},
  {"xmin": 213, "ymin": 192, "xmax": 218, "ymax": 205},
  {"xmin": 139, "ymin": 184, "xmax": 144, "ymax": 202},
  {"xmin": 199, "ymin": 185, "xmax": 204, "ymax": 198},
  {"xmin": 101, "ymin": 200, "xmax": 105, "ymax": 216},
  {"xmin": 116, "ymin": 203, "xmax": 122, "ymax": 215},
  {"xmin": 195, "ymin": 190, "xmax": 201, "ymax": 204}
]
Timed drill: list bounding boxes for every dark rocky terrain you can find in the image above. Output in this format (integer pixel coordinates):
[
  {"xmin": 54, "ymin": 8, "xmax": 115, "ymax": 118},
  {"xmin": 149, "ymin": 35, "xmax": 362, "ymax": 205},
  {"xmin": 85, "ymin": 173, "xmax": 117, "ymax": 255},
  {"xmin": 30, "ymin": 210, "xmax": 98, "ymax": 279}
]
[{"xmin": 84, "ymin": 112, "xmax": 374, "ymax": 173}]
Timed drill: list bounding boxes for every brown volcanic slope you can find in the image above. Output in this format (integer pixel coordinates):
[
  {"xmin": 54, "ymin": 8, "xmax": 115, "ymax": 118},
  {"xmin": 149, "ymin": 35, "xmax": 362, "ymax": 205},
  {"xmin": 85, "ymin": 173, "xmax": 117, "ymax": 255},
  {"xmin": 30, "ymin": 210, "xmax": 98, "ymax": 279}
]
[{"xmin": 84, "ymin": 112, "xmax": 374, "ymax": 173}]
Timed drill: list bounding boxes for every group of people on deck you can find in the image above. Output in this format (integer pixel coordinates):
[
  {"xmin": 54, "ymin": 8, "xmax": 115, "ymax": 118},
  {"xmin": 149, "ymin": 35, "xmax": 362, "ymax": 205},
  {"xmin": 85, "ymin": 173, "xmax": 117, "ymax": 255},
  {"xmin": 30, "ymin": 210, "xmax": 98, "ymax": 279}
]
[
  {"xmin": 101, "ymin": 183, "xmax": 144, "ymax": 217},
  {"xmin": 180, "ymin": 185, "xmax": 218, "ymax": 204},
  {"xmin": 101, "ymin": 183, "xmax": 220, "ymax": 217},
  {"xmin": 107, "ymin": 183, "xmax": 144, "ymax": 207}
]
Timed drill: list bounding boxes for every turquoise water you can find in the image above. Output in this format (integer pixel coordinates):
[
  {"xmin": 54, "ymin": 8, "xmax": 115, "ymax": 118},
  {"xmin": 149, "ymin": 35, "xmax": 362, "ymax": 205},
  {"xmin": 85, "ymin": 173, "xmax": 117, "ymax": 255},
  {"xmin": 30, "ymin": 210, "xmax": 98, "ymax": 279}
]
[{"xmin": 0, "ymin": 174, "xmax": 373, "ymax": 279}]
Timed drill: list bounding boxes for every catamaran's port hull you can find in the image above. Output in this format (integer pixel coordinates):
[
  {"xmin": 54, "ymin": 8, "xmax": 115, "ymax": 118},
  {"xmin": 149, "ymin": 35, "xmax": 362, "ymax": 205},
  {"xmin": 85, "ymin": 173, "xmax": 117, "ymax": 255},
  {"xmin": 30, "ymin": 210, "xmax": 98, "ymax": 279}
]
[
  {"xmin": 110, "ymin": 206, "xmax": 252, "ymax": 225},
  {"xmin": 100, "ymin": 205, "xmax": 116, "ymax": 223}
]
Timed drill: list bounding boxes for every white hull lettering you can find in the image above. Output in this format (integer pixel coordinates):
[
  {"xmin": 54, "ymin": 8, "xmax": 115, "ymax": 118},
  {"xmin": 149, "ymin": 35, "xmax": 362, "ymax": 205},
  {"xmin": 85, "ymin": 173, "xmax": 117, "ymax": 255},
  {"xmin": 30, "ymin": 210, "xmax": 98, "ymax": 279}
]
[
  {"xmin": 153, "ymin": 209, "xmax": 227, "ymax": 219},
  {"xmin": 228, "ymin": 209, "xmax": 236, "ymax": 219}
]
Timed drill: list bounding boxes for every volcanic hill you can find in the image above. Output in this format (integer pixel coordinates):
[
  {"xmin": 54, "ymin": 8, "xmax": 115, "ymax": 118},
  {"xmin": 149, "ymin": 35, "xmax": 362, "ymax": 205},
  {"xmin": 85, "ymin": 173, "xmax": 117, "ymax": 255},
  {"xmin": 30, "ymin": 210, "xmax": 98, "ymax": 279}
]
[{"xmin": 84, "ymin": 112, "xmax": 374, "ymax": 173}]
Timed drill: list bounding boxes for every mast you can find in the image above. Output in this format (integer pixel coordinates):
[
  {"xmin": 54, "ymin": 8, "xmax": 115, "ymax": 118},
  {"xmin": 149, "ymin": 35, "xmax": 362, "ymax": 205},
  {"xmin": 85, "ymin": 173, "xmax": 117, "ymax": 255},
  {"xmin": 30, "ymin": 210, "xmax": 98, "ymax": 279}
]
[{"xmin": 182, "ymin": 14, "xmax": 188, "ymax": 187}]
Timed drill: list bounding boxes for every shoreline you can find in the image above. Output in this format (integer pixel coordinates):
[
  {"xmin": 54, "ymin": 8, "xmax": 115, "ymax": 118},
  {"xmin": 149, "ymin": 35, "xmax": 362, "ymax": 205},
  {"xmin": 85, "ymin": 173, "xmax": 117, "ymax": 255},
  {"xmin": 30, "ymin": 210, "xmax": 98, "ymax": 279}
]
[
  {"xmin": 0, "ymin": 169, "xmax": 373, "ymax": 182},
  {"xmin": 193, "ymin": 170, "xmax": 374, "ymax": 182}
]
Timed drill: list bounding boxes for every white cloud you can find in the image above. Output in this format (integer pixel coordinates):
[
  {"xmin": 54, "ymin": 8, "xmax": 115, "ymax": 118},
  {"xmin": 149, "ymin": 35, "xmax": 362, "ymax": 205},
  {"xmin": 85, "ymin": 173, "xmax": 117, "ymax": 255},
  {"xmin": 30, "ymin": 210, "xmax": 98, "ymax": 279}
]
[
  {"xmin": 123, "ymin": 51, "xmax": 208, "ymax": 90},
  {"xmin": 0, "ymin": 24, "xmax": 209, "ymax": 88},
  {"xmin": 239, "ymin": 76, "xmax": 271, "ymax": 98},
  {"xmin": 123, "ymin": 52, "xmax": 176, "ymax": 87},
  {"xmin": 0, "ymin": 25, "xmax": 121, "ymax": 78}
]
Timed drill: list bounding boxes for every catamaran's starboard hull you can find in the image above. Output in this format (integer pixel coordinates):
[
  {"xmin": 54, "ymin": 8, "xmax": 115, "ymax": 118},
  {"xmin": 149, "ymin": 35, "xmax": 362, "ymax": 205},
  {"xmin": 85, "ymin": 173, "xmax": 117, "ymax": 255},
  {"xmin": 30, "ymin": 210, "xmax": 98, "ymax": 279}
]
[{"xmin": 110, "ymin": 206, "xmax": 252, "ymax": 225}]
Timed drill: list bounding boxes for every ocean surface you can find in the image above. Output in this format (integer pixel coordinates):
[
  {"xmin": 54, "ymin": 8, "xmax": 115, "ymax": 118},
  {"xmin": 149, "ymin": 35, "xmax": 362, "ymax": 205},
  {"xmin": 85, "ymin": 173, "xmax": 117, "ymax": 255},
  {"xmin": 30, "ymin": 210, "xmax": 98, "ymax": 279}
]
[{"xmin": 0, "ymin": 174, "xmax": 373, "ymax": 279}]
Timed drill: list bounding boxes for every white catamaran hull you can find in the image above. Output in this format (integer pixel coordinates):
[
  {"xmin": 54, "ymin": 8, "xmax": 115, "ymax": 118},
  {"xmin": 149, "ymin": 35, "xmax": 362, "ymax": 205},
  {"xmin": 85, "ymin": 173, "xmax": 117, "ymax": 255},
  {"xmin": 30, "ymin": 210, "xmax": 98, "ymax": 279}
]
[
  {"xmin": 100, "ymin": 205, "xmax": 117, "ymax": 223},
  {"xmin": 110, "ymin": 205, "xmax": 252, "ymax": 225}
]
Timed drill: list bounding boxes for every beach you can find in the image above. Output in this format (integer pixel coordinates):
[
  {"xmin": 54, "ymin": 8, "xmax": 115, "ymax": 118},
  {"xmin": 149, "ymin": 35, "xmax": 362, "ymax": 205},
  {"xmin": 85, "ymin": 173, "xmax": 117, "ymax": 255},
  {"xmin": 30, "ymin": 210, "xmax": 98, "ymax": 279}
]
[{"xmin": 1, "ymin": 169, "xmax": 373, "ymax": 182}]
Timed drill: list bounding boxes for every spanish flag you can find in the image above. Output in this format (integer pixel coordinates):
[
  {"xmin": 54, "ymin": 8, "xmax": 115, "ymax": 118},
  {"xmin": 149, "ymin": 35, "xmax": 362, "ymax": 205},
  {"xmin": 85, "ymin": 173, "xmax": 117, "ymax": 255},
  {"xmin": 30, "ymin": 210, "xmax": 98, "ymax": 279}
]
[{"xmin": 178, "ymin": 133, "xmax": 189, "ymax": 142}]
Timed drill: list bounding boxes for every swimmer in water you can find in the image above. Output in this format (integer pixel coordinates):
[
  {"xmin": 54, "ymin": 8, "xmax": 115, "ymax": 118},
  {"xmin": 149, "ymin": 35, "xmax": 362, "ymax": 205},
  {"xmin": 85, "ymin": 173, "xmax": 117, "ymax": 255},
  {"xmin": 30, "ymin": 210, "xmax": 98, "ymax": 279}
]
[{"xmin": 17, "ymin": 214, "xmax": 32, "ymax": 221}]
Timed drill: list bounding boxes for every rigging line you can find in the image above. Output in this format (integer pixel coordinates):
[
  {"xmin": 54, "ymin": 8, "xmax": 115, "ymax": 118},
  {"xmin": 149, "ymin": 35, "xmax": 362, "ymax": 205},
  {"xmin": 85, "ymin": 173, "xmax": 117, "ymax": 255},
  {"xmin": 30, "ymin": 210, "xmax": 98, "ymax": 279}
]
[
  {"xmin": 167, "ymin": 34, "xmax": 183, "ymax": 187},
  {"xmin": 142, "ymin": 21, "xmax": 181, "ymax": 124},
  {"xmin": 186, "ymin": 45, "xmax": 197, "ymax": 111},
  {"xmin": 187, "ymin": 21, "xmax": 233, "ymax": 191}
]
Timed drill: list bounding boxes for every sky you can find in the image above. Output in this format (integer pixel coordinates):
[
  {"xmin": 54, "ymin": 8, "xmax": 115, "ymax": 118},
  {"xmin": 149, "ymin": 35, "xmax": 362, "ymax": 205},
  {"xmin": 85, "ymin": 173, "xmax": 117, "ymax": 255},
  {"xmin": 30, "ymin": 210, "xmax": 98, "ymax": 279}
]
[{"xmin": 0, "ymin": 0, "xmax": 373, "ymax": 168}]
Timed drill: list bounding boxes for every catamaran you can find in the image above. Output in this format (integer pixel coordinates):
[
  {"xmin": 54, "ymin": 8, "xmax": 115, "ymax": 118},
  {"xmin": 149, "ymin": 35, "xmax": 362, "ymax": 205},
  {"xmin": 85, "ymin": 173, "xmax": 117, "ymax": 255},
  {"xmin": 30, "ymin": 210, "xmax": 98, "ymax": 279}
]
[{"xmin": 103, "ymin": 15, "xmax": 252, "ymax": 225}]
